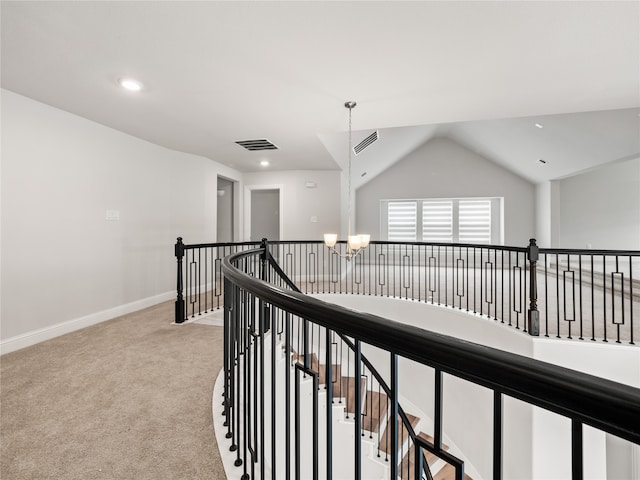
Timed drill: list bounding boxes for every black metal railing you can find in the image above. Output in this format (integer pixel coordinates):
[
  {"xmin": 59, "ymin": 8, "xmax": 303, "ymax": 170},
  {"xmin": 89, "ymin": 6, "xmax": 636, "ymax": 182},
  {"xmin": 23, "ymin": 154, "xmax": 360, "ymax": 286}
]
[
  {"xmin": 174, "ymin": 237, "xmax": 260, "ymax": 322},
  {"xmin": 219, "ymin": 242, "xmax": 640, "ymax": 480},
  {"xmin": 537, "ymin": 247, "xmax": 639, "ymax": 344},
  {"xmin": 222, "ymin": 243, "xmax": 464, "ymax": 480},
  {"xmin": 175, "ymin": 238, "xmax": 639, "ymax": 345}
]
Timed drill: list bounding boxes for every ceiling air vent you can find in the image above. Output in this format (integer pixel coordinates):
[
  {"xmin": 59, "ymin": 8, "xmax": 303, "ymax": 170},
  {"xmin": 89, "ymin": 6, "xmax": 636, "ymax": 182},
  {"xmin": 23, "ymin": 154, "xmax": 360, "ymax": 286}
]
[
  {"xmin": 353, "ymin": 130, "xmax": 379, "ymax": 155},
  {"xmin": 235, "ymin": 139, "xmax": 279, "ymax": 151}
]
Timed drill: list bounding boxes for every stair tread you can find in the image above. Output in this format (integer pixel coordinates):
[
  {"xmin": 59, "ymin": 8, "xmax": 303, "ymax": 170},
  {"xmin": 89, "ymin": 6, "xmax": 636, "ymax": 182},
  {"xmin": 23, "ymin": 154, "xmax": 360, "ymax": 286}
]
[
  {"xmin": 291, "ymin": 352, "xmax": 319, "ymax": 370},
  {"xmin": 338, "ymin": 376, "xmax": 367, "ymax": 416},
  {"xmin": 291, "ymin": 353, "xmax": 343, "ymax": 389},
  {"xmin": 318, "ymin": 363, "xmax": 342, "ymax": 387},
  {"xmin": 401, "ymin": 432, "xmax": 451, "ymax": 478},
  {"xmin": 379, "ymin": 412, "xmax": 420, "ymax": 454},
  {"xmin": 433, "ymin": 462, "xmax": 473, "ymax": 480},
  {"xmin": 362, "ymin": 390, "xmax": 388, "ymax": 434}
]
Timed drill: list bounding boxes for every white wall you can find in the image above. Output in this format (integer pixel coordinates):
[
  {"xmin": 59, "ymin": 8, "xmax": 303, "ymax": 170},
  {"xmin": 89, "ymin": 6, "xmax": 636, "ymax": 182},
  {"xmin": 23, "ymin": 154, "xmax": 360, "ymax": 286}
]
[
  {"xmin": 535, "ymin": 181, "xmax": 552, "ymax": 247},
  {"xmin": 553, "ymin": 157, "xmax": 640, "ymax": 250},
  {"xmin": 0, "ymin": 90, "xmax": 242, "ymax": 349},
  {"xmin": 356, "ymin": 137, "xmax": 536, "ymax": 246},
  {"xmin": 243, "ymin": 170, "xmax": 341, "ymax": 241}
]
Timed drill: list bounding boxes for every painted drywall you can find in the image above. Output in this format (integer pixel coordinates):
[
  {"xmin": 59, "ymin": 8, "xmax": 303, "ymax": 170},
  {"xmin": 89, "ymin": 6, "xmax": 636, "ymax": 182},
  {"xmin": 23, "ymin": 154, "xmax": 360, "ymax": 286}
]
[
  {"xmin": 1, "ymin": 89, "xmax": 242, "ymax": 345},
  {"xmin": 242, "ymin": 170, "xmax": 341, "ymax": 241},
  {"xmin": 556, "ymin": 157, "xmax": 640, "ymax": 249},
  {"xmin": 535, "ymin": 181, "xmax": 552, "ymax": 247},
  {"xmin": 356, "ymin": 137, "xmax": 535, "ymax": 246}
]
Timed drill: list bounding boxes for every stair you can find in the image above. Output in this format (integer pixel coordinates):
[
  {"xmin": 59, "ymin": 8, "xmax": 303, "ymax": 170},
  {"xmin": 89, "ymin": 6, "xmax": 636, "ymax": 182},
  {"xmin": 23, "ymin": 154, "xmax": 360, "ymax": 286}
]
[
  {"xmin": 363, "ymin": 390, "xmax": 388, "ymax": 434},
  {"xmin": 433, "ymin": 462, "xmax": 473, "ymax": 480},
  {"xmin": 400, "ymin": 432, "xmax": 450, "ymax": 479},
  {"xmin": 291, "ymin": 348, "xmax": 473, "ymax": 480},
  {"xmin": 379, "ymin": 412, "xmax": 420, "ymax": 454}
]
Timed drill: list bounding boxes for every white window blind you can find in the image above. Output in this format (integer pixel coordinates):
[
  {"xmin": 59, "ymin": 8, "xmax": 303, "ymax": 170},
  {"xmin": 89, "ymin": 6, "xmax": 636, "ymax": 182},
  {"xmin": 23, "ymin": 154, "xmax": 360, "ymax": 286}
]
[
  {"xmin": 388, "ymin": 201, "xmax": 417, "ymax": 241},
  {"xmin": 384, "ymin": 197, "xmax": 499, "ymax": 244},
  {"xmin": 458, "ymin": 200, "xmax": 491, "ymax": 244},
  {"xmin": 422, "ymin": 201, "xmax": 453, "ymax": 242}
]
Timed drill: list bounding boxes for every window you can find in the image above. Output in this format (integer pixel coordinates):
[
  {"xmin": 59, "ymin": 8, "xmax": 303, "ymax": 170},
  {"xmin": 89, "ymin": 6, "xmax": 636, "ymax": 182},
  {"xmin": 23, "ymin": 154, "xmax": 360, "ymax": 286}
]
[
  {"xmin": 382, "ymin": 197, "xmax": 501, "ymax": 244},
  {"xmin": 458, "ymin": 199, "xmax": 491, "ymax": 244},
  {"xmin": 422, "ymin": 201, "xmax": 453, "ymax": 242},
  {"xmin": 388, "ymin": 201, "xmax": 417, "ymax": 241}
]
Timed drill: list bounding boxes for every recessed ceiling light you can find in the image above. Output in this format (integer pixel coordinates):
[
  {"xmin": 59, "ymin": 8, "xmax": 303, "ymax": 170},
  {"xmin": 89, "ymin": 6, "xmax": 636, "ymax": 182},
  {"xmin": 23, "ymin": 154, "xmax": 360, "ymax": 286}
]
[
  {"xmin": 118, "ymin": 78, "xmax": 143, "ymax": 92},
  {"xmin": 535, "ymin": 123, "xmax": 544, "ymax": 129},
  {"xmin": 260, "ymin": 160, "xmax": 269, "ymax": 167}
]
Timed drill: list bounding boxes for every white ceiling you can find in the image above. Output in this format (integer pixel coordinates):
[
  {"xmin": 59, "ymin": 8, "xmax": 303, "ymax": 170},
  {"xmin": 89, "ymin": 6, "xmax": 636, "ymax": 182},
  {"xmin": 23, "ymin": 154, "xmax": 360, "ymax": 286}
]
[{"xmin": 2, "ymin": 1, "xmax": 639, "ymax": 185}]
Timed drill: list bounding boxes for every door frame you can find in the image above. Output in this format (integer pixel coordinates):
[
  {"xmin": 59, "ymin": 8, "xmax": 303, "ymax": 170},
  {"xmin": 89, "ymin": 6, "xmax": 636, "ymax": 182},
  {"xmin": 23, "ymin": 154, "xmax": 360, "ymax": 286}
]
[{"xmin": 244, "ymin": 184, "xmax": 284, "ymax": 242}]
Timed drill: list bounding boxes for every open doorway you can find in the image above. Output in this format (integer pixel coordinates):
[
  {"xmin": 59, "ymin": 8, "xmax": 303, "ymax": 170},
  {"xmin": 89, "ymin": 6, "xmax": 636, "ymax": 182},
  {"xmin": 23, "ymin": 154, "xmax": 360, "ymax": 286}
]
[
  {"xmin": 250, "ymin": 189, "xmax": 280, "ymax": 241},
  {"xmin": 245, "ymin": 185, "xmax": 283, "ymax": 242},
  {"xmin": 217, "ymin": 177, "xmax": 234, "ymax": 242}
]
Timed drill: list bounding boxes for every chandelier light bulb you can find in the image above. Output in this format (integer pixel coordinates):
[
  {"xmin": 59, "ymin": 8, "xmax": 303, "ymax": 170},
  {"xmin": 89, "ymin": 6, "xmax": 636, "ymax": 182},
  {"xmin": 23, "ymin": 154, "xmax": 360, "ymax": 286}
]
[
  {"xmin": 324, "ymin": 234, "xmax": 338, "ymax": 248},
  {"xmin": 348, "ymin": 235, "xmax": 362, "ymax": 250}
]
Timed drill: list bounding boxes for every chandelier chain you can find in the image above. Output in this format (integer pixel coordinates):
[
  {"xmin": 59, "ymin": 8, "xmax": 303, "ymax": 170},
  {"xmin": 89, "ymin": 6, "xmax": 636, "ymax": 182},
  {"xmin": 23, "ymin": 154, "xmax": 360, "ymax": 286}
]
[{"xmin": 347, "ymin": 103, "xmax": 353, "ymax": 238}]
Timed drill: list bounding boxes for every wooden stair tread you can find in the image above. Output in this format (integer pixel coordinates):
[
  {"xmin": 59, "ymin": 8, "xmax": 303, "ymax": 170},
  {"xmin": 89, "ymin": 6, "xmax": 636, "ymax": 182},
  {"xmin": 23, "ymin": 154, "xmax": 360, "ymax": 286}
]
[
  {"xmin": 433, "ymin": 462, "xmax": 473, "ymax": 480},
  {"xmin": 318, "ymin": 363, "xmax": 342, "ymax": 387},
  {"xmin": 291, "ymin": 352, "xmax": 319, "ymax": 371},
  {"xmin": 379, "ymin": 412, "xmax": 420, "ymax": 454},
  {"xmin": 362, "ymin": 390, "xmax": 388, "ymax": 434},
  {"xmin": 401, "ymin": 432, "xmax": 451, "ymax": 478},
  {"xmin": 291, "ymin": 353, "xmax": 343, "ymax": 390},
  {"xmin": 338, "ymin": 376, "xmax": 367, "ymax": 416}
]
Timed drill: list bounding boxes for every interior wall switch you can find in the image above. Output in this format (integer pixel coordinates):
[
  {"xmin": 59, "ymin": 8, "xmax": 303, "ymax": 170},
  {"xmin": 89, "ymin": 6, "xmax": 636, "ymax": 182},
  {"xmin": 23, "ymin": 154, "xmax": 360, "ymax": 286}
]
[
  {"xmin": 106, "ymin": 209, "xmax": 120, "ymax": 221},
  {"xmin": 310, "ymin": 216, "xmax": 317, "ymax": 223}
]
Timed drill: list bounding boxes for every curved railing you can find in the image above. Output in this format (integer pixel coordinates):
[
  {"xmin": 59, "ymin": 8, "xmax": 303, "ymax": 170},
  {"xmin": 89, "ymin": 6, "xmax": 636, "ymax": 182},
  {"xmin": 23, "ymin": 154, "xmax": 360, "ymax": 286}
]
[
  {"xmin": 222, "ymin": 245, "xmax": 442, "ymax": 479},
  {"xmin": 218, "ymin": 241, "xmax": 640, "ymax": 480},
  {"xmin": 176, "ymin": 238, "xmax": 639, "ymax": 345},
  {"xmin": 266, "ymin": 245, "xmax": 440, "ymax": 479}
]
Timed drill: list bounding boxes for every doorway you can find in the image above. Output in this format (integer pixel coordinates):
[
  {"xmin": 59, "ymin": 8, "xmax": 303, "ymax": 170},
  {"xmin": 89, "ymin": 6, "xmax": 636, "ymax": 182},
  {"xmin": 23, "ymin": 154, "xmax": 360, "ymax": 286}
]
[
  {"xmin": 217, "ymin": 177, "xmax": 234, "ymax": 242},
  {"xmin": 249, "ymin": 188, "xmax": 280, "ymax": 242}
]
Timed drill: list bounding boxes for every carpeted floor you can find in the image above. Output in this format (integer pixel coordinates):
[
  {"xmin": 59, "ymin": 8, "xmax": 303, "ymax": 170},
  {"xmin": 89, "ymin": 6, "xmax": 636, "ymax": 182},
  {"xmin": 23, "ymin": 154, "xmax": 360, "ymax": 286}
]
[{"xmin": 0, "ymin": 301, "xmax": 226, "ymax": 480}]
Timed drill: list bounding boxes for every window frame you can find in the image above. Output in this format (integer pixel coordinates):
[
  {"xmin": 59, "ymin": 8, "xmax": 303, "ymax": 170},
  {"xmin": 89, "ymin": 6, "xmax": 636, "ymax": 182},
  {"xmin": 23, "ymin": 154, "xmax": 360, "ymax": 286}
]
[{"xmin": 381, "ymin": 197, "xmax": 503, "ymax": 244}]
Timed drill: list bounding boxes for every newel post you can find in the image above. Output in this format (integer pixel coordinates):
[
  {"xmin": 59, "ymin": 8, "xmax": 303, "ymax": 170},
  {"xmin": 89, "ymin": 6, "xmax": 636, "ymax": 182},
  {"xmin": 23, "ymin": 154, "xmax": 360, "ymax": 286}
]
[
  {"xmin": 259, "ymin": 238, "xmax": 271, "ymax": 332},
  {"xmin": 259, "ymin": 238, "xmax": 269, "ymax": 280},
  {"xmin": 527, "ymin": 238, "xmax": 540, "ymax": 336},
  {"xmin": 175, "ymin": 237, "xmax": 186, "ymax": 324}
]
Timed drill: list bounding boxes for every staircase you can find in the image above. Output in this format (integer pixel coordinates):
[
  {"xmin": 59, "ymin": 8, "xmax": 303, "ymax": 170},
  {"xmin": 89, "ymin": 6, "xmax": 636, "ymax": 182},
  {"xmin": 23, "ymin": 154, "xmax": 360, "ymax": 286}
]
[{"xmin": 291, "ymin": 349, "xmax": 472, "ymax": 480}]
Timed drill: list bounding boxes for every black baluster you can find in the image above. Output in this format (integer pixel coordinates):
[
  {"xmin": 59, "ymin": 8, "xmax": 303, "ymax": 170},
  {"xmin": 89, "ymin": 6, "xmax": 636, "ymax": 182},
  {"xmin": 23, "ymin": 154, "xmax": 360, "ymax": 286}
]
[
  {"xmin": 175, "ymin": 237, "xmax": 185, "ymax": 324},
  {"xmin": 527, "ymin": 238, "xmax": 540, "ymax": 336}
]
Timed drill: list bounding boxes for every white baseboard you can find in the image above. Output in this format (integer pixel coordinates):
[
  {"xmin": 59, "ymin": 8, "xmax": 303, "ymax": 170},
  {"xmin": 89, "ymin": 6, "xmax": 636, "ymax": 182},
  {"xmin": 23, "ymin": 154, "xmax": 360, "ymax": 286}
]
[{"xmin": 0, "ymin": 291, "xmax": 175, "ymax": 355}]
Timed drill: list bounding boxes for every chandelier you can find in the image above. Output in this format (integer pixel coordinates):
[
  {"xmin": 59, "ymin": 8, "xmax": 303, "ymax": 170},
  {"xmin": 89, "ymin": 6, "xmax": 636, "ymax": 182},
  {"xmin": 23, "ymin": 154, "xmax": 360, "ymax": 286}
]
[{"xmin": 323, "ymin": 101, "xmax": 370, "ymax": 260}]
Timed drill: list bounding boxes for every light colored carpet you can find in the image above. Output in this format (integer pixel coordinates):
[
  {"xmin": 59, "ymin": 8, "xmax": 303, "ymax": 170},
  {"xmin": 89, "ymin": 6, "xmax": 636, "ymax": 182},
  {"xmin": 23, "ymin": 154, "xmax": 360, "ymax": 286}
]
[{"xmin": 0, "ymin": 301, "xmax": 226, "ymax": 480}]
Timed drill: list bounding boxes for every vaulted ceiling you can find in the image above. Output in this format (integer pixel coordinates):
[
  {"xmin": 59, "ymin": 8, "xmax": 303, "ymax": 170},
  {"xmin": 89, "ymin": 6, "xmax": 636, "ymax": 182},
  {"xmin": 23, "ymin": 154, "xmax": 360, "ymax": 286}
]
[{"xmin": 2, "ymin": 1, "xmax": 639, "ymax": 185}]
